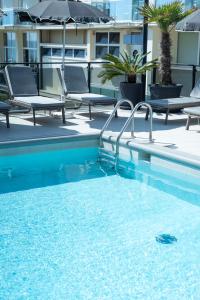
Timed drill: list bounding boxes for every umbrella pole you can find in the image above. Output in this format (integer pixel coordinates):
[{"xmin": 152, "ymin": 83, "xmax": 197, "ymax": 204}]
[
  {"xmin": 61, "ymin": 21, "xmax": 66, "ymax": 101},
  {"xmin": 61, "ymin": 22, "xmax": 73, "ymax": 118}
]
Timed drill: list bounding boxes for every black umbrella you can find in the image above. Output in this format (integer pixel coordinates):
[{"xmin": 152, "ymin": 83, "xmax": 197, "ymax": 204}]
[
  {"xmin": 17, "ymin": 0, "xmax": 113, "ymax": 97},
  {"xmin": 18, "ymin": 0, "xmax": 111, "ymax": 24},
  {"xmin": 176, "ymin": 9, "xmax": 200, "ymax": 31}
]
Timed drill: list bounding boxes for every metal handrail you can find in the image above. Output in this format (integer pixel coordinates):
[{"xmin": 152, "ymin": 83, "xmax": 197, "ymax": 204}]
[
  {"xmin": 99, "ymin": 99, "xmax": 134, "ymax": 147},
  {"xmin": 132, "ymin": 102, "xmax": 153, "ymax": 140},
  {"xmin": 115, "ymin": 102, "xmax": 153, "ymax": 156}
]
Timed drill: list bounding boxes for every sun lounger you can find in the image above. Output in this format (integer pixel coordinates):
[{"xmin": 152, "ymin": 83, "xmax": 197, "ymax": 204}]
[
  {"xmin": 145, "ymin": 79, "xmax": 200, "ymax": 124},
  {"xmin": 58, "ymin": 65, "xmax": 117, "ymax": 120},
  {"xmin": 146, "ymin": 97, "xmax": 200, "ymax": 124},
  {"xmin": 183, "ymin": 107, "xmax": 200, "ymax": 130},
  {"xmin": 0, "ymin": 101, "xmax": 10, "ymax": 128},
  {"xmin": 5, "ymin": 65, "xmax": 66, "ymax": 125}
]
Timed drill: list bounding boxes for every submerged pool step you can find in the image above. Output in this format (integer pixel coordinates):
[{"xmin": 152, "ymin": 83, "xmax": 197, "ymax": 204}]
[
  {"xmin": 98, "ymin": 148, "xmax": 117, "ymax": 168},
  {"xmin": 99, "ymin": 147, "xmax": 115, "ymax": 155}
]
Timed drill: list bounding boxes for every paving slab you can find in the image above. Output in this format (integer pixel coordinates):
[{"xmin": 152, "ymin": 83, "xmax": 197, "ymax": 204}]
[{"xmin": 0, "ymin": 107, "xmax": 199, "ymax": 160}]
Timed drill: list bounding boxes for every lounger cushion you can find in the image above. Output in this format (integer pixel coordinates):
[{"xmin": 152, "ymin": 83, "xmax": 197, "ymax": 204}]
[
  {"xmin": 64, "ymin": 66, "xmax": 89, "ymax": 94},
  {"xmin": 11, "ymin": 96, "xmax": 65, "ymax": 109},
  {"xmin": 147, "ymin": 97, "xmax": 200, "ymax": 109},
  {"xmin": 0, "ymin": 101, "xmax": 10, "ymax": 111},
  {"xmin": 67, "ymin": 93, "xmax": 117, "ymax": 105},
  {"xmin": 183, "ymin": 107, "xmax": 200, "ymax": 116},
  {"xmin": 5, "ymin": 65, "xmax": 38, "ymax": 97}
]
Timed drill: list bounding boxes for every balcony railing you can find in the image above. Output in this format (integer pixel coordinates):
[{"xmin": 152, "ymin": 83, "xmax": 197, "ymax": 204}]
[
  {"xmin": 0, "ymin": 61, "xmax": 199, "ymax": 99},
  {"xmin": 152, "ymin": 63, "xmax": 200, "ymax": 96}
]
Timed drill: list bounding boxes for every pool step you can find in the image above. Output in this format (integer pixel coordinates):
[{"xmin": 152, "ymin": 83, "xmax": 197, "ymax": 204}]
[
  {"xmin": 99, "ymin": 148, "xmax": 115, "ymax": 158},
  {"xmin": 98, "ymin": 148, "xmax": 116, "ymax": 165}
]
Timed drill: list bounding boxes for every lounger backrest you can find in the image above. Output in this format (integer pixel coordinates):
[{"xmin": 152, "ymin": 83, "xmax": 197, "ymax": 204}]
[
  {"xmin": 63, "ymin": 65, "xmax": 89, "ymax": 94},
  {"xmin": 5, "ymin": 65, "xmax": 38, "ymax": 97},
  {"xmin": 190, "ymin": 77, "xmax": 200, "ymax": 98}
]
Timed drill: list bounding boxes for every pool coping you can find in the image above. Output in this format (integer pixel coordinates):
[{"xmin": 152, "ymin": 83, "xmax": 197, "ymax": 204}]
[
  {"xmin": 102, "ymin": 135, "xmax": 200, "ymax": 170},
  {"xmin": 0, "ymin": 134, "xmax": 99, "ymax": 156},
  {"xmin": 0, "ymin": 133, "xmax": 99, "ymax": 148},
  {"xmin": 0, "ymin": 133, "xmax": 199, "ymax": 170}
]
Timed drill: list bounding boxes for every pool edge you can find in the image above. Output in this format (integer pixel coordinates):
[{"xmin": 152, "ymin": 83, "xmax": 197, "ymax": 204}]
[{"xmin": 0, "ymin": 133, "xmax": 199, "ymax": 171}]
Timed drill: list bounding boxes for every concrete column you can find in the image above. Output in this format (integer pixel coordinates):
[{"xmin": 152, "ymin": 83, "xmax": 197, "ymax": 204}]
[
  {"xmin": 146, "ymin": 27, "xmax": 154, "ymax": 95},
  {"xmin": 86, "ymin": 29, "xmax": 92, "ymax": 60},
  {"xmin": 0, "ymin": 32, "xmax": 4, "ymax": 62},
  {"xmin": 16, "ymin": 30, "xmax": 23, "ymax": 62}
]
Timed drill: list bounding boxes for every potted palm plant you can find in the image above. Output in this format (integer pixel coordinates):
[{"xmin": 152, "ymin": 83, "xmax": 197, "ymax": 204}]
[
  {"xmin": 139, "ymin": 1, "xmax": 193, "ymax": 99},
  {"xmin": 98, "ymin": 51, "xmax": 157, "ymax": 108}
]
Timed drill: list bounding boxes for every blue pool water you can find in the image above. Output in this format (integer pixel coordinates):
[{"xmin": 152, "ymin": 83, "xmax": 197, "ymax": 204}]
[{"xmin": 0, "ymin": 146, "xmax": 200, "ymax": 300}]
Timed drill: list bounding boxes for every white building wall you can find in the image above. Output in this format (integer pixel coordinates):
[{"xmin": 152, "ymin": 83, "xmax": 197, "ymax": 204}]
[{"xmin": 177, "ymin": 32, "xmax": 199, "ymax": 65}]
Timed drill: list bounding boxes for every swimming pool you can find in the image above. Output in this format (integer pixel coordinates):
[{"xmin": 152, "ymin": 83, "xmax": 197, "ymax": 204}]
[{"xmin": 0, "ymin": 137, "xmax": 200, "ymax": 300}]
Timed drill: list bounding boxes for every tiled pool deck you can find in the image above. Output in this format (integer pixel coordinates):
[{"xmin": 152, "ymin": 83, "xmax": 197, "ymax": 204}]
[{"xmin": 0, "ymin": 106, "xmax": 199, "ymax": 160}]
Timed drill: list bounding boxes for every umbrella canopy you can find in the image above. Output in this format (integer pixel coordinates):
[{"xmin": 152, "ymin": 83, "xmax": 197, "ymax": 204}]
[
  {"xmin": 18, "ymin": 0, "xmax": 112, "ymax": 24},
  {"xmin": 17, "ymin": 0, "xmax": 113, "ymax": 99},
  {"xmin": 176, "ymin": 9, "xmax": 200, "ymax": 31}
]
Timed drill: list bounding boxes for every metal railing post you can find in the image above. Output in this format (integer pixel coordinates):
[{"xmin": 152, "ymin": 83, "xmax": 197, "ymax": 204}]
[
  {"xmin": 152, "ymin": 67, "xmax": 157, "ymax": 84},
  {"xmin": 36, "ymin": 63, "xmax": 40, "ymax": 91},
  {"xmin": 192, "ymin": 65, "xmax": 196, "ymax": 89},
  {"xmin": 88, "ymin": 62, "xmax": 91, "ymax": 92}
]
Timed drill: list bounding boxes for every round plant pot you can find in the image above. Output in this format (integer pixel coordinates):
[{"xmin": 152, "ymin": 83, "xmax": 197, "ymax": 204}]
[
  {"xmin": 149, "ymin": 84, "xmax": 183, "ymax": 100},
  {"xmin": 120, "ymin": 82, "xmax": 142, "ymax": 109}
]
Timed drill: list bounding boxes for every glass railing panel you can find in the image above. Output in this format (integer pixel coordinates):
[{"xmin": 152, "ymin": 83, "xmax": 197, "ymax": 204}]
[
  {"xmin": 171, "ymin": 66, "xmax": 194, "ymax": 96},
  {"xmin": 39, "ymin": 63, "xmax": 62, "ymax": 96},
  {"xmin": 90, "ymin": 62, "xmax": 124, "ymax": 98},
  {"xmin": 152, "ymin": 65, "xmax": 194, "ymax": 97}
]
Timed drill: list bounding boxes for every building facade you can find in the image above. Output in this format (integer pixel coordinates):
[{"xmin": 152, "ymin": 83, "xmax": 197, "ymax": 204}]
[
  {"xmin": 0, "ymin": 0, "xmax": 199, "ymax": 96},
  {"xmin": 1, "ymin": 0, "xmax": 200, "ymax": 64}
]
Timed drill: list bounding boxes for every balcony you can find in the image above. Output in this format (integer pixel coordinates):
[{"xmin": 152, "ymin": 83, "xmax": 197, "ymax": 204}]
[{"xmin": 0, "ymin": 9, "xmax": 32, "ymax": 26}]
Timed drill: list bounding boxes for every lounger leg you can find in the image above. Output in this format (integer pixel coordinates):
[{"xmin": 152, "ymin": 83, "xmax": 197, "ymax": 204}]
[
  {"xmin": 5, "ymin": 112, "xmax": 10, "ymax": 128},
  {"xmin": 89, "ymin": 104, "xmax": 92, "ymax": 120},
  {"xmin": 62, "ymin": 107, "xmax": 66, "ymax": 124},
  {"xmin": 145, "ymin": 108, "xmax": 149, "ymax": 121},
  {"xmin": 186, "ymin": 115, "xmax": 191, "ymax": 130},
  {"xmin": 33, "ymin": 109, "xmax": 36, "ymax": 126},
  {"xmin": 165, "ymin": 109, "xmax": 169, "ymax": 125},
  {"xmin": 114, "ymin": 104, "xmax": 118, "ymax": 118}
]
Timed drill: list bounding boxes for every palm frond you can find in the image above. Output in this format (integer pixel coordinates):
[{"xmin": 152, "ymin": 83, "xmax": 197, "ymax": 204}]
[
  {"xmin": 139, "ymin": 1, "xmax": 194, "ymax": 32},
  {"xmin": 98, "ymin": 51, "xmax": 157, "ymax": 84}
]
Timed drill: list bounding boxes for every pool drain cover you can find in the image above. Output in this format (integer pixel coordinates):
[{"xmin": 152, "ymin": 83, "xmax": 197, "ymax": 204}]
[{"xmin": 156, "ymin": 234, "xmax": 177, "ymax": 244}]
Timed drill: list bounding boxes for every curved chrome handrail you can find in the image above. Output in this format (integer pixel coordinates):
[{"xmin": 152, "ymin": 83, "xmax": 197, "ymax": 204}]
[
  {"xmin": 132, "ymin": 102, "xmax": 153, "ymax": 141},
  {"xmin": 115, "ymin": 102, "xmax": 153, "ymax": 155},
  {"xmin": 99, "ymin": 99, "xmax": 134, "ymax": 147}
]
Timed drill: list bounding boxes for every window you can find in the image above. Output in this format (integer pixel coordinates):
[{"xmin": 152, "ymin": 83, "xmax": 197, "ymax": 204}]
[
  {"xmin": 4, "ymin": 32, "xmax": 16, "ymax": 62},
  {"xmin": 21, "ymin": 0, "xmax": 38, "ymax": 9},
  {"xmin": 74, "ymin": 49, "xmax": 85, "ymax": 58},
  {"xmin": 23, "ymin": 32, "xmax": 38, "ymax": 63},
  {"xmin": 96, "ymin": 32, "xmax": 108, "ymax": 44},
  {"xmin": 109, "ymin": 32, "xmax": 120, "ymax": 44},
  {"xmin": 1, "ymin": 0, "xmax": 13, "ymax": 9},
  {"xmin": 124, "ymin": 32, "xmax": 143, "ymax": 45},
  {"xmin": 52, "ymin": 48, "xmax": 62, "ymax": 57},
  {"xmin": 92, "ymin": 0, "xmax": 144, "ymax": 22},
  {"xmin": 41, "ymin": 46, "xmax": 86, "ymax": 60},
  {"xmin": 155, "ymin": 0, "xmax": 200, "ymax": 8},
  {"xmin": 65, "ymin": 48, "xmax": 73, "ymax": 57},
  {"xmin": 95, "ymin": 32, "xmax": 120, "ymax": 59},
  {"xmin": 42, "ymin": 47, "xmax": 52, "ymax": 56}
]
